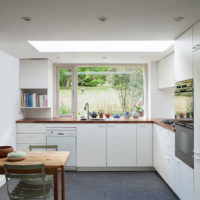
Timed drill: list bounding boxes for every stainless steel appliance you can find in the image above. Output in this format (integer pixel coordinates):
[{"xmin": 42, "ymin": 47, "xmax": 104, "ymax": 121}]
[
  {"xmin": 175, "ymin": 79, "xmax": 194, "ymax": 168},
  {"xmin": 46, "ymin": 127, "xmax": 77, "ymax": 170}
]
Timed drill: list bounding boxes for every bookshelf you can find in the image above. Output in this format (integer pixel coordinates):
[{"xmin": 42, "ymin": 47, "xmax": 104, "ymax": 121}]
[
  {"xmin": 19, "ymin": 59, "xmax": 53, "ymax": 118},
  {"xmin": 20, "ymin": 88, "xmax": 50, "ymax": 109}
]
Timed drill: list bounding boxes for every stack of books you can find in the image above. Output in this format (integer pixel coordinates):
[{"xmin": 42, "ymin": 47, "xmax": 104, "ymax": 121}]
[{"xmin": 21, "ymin": 93, "xmax": 48, "ymax": 108}]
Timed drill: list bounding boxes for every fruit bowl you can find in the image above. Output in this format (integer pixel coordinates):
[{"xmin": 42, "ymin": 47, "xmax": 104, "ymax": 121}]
[{"xmin": 0, "ymin": 146, "xmax": 14, "ymax": 158}]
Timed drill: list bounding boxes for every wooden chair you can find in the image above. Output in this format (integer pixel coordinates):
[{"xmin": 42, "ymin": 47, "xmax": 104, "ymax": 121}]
[
  {"xmin": 29, "ymin": 145, "xmax": 58, "ymax": 151},
  {"xmin": 4, "ymin": 164, "xmax": 53, "ymax": 200}
]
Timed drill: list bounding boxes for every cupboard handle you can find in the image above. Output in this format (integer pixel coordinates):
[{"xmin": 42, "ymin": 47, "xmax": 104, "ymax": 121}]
[
  {"xmin": 193, "ymin": 150, "xmax": 200, "ymax": 155},
  {"xmin": 137, "ymin": 125, "xmax": 146, "ymax": 127},
  {"xmin": 193, "ymin": 44, "xmax": 200, "ymax": 51},
  {"xmin": 193, "ymin": 155, "xmax": 200, "ymax": 161},
  {"xmin": 98, "ymin": 125, "xmax": 105, "ymax": 128},
  {"xmin": 107, "ymin": 125, "xmax": 115, "ymax": 128}
]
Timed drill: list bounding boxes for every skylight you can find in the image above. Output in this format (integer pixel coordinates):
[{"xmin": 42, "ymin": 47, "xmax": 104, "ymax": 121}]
[{"xmin": 28, "ymin": 41, "xmax": 174, "ymax": 52}]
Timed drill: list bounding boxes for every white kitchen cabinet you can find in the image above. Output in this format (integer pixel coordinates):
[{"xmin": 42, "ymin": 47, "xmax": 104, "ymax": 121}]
[
  {"xmin": 17, "ymin": 123, "xmax": 46, "ymax": 134},
  {"xmin": 158, "ymin": 53, "xmax": 175, "ymax": 89},
  {"xmin": 193, "ymin": 21, "xmax": 200, "ymax": 50},
  {"xmin": 20, "ymin": 60, "xmax": 52, "ymax": 89},
  {"xmin": 194, "ymin": 155, "xmax": 200, "ymax": 200},
  {"xmin": 153, "ymin": 125, "xmax": 163, "ymax": 175},
  {"xmin": 175, "ymin": 158, "xmax": 194, "ymax": 200},
  {"xmin": 193, "ymin": 49, "xmax": 200, "ymax": 200},
  {"xmin": 77, "ymin": 124, "xmax": 106, "ymax": 167},
  {"xmin": 107, "ymin": 124, "xmax": 137, "ymax": 167},
  {"xmin": 175, "ymin": 28, "xmax": 193, "ymax": 82},
  {"xmin": 137, "ymin": 123, "xmax": 152, "ymax": 166},
  {"xmin": 194, "ymin": 50, "xmax": 200, "ymax": 153},
  {"xmin": 163, "ymin": 155, "xmax": 176, "ymax": 191},
  {"xmin": 16, "ymin": 133, "xmax": 46, "ymax": 144}
]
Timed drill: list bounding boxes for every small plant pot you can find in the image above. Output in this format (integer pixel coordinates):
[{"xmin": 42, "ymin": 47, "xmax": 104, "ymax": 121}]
[
  {"xmin": 186, "ymin": 112, "xmax": 190, "ymax": 118},
  {"xmin": 132, "ymin": 112, "xmax": 139, "ymax": 118},
  {"xmin": 137, "ymin": 111, "xmax": 144, "ymax": 117},
  {"xmin": 179, "ymin": 113, "xmax": 185, "ymax": 118}
]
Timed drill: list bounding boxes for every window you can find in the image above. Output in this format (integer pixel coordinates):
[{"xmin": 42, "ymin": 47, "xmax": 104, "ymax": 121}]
[
  {"xmin": 56, "ymin": 66, "xmax": 76, "ymax": 116},
  {"xmin": 56, "ymin": 65, "xmax": 147, "ymax": 117}
]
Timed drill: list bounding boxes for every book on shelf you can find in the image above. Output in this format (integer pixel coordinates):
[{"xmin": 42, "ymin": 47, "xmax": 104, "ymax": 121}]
[{"xmin": 21, "ymin": 92, "xmax": 48, "ymax": 108}]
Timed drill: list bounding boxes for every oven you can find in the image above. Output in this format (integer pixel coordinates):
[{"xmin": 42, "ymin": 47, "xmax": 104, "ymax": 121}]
[
  {"xmin": 175, "ymin": 121, "xmax": 194, "ymax": 168},
  {"xmin": 175, "ymin": 79, "xmax": 194, "ymax": 168}
]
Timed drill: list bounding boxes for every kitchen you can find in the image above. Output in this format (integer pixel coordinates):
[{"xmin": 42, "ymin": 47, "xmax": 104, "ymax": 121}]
[{"xmin": 0, "ymin": 0, "xmax": 200, "ymax": 200}]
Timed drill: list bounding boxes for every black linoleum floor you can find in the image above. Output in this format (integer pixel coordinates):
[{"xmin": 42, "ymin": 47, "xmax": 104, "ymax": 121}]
[{"xmin": 0, "ymin": 171, "xmax": 179, "ymax": 200}]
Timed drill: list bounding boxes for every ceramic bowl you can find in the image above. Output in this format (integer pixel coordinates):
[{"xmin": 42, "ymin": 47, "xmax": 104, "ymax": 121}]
[{"xmin": 0, "ymin": 146, "xmax": 14, "ymax": 158}]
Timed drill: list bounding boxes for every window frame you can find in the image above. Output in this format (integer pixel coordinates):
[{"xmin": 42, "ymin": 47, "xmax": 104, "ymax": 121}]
[
  {"xmin": 55, "ymin": 65, "xmax": 77, "ymax": 117},
  {"xmin": 54, "ymin": 64, "xmax": 148, "ymax": 118}
]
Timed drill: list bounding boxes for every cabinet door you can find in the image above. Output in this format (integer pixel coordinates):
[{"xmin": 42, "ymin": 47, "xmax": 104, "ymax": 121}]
[
  {"xmin": 194, "ymin": 50, "xmax": 200, "ymax": 153},
  {"xmin": 193, "ymin": 21, "xmax": 200, "ymax": 49},
  {"xmin": 158, "ymin": 53, "xmax": 175, "ymax": 89},
  {"xmin": 20, "ymin": 60, "xmax": 49, "ymax": 89},
  {"xmin": 163, "ymin": 155, "xmax": 176, "ymax": 191},
  {"xmin": 137, "ymin": 124, "xmax": 152, "ymax": 166},
  {"xmin": 194, "ymin": 156, "xmax": 200, "ymax": 200},
  {"xmin": 77, "ymin": 124, "xmax": 106, "ymax": 167},
  {"xmin": 153, "ymin": 125, "xmax": 162, "ymax": 173},
  {"xmin": 175, "ymin": 28, "xmax": 193, "ymax": 82},
  {"xmin": 175, "ymin": 158, "xmax": 194, "ymax": 200},
  {"xmin": 107, "ymin": 124, "xmax": 137, "ymax": 167}
]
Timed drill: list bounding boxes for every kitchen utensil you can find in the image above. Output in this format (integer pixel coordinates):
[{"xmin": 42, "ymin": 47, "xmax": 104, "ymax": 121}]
[
  {"xmin": 99, "ymin": 110, "xmax": 104, "ymax": 118},
  {"xmin": 90, "ymin": 111, "xmax": 98, "ymax": 118},
  {"xmin": 105, "ymin": 113, "xmax": 110, "ymax": 118}
]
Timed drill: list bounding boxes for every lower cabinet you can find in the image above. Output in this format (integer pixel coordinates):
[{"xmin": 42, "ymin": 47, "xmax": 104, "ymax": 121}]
[
  {"xmin": 194, "ymin": 156, "xmax": 200, "ymax": 200},
  {"xmin": 77, "ymin": 124, "xmax": 107, "ymax": 167},
  {"xmin": 137, "ymin": 123, "xmax": 152, "ymax": 166},
  {"xmin": 153, "ymin": 124, "xmax": 194, "ymax": 200},
  {"xmin": 175, "ymin": 158, "xmax": 194, "ymax": 200},
  {"xmin": 107, "ymin": 124, "xmax": 137, "ymax": 167}
]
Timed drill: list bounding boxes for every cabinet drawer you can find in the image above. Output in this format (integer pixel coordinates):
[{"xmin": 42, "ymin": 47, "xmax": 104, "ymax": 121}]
[
  {"xmin": 17, "ymin": 124, "xmax": 46, "ymax": 134},
  {"xmin": 16, "ymin": 143, "xmax": 46, "ymax": 151},
  {"xmin": 16, "ymin": 133, "xmax": 46, "ymax": 144}
]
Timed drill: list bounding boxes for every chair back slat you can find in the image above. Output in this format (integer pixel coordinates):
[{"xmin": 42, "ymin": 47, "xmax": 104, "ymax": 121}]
[{"xmin": 29, "ymin": 145, "xmax": 58, "ymax": 151}]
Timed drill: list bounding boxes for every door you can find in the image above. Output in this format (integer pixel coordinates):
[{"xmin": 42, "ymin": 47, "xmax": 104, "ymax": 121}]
[
  {"xmin": 137, "ymin": 124, "xmax": 152, "ymax": 166},
  {"xmin": 77, "ymin": 124, "xmax": 106, "ymax": 167},
  {"xmin": 107, "ymin": 124, "xmax": 137, "ymax": 167}
]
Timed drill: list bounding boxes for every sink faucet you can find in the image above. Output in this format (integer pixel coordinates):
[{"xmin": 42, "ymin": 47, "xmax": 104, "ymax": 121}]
[{"xmin": 84, "ymin": 103, "xmax": 90, "ymax": 119}]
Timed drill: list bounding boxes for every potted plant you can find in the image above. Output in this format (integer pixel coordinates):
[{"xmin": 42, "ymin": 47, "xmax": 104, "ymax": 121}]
[
  {"xmin": 186, "ymin": 100, "xmax": 193, "ymax": 118},
  {"xmin": 133, "ymin": 101, "xmax": 144, "ymax": 117}
]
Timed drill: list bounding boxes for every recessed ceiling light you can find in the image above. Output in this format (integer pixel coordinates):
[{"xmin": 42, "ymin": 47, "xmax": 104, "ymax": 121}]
[
  {"xmin": 98, "ymin": 16, "xmax": 108, "ymax": 22},
  {"xmin": 21, "ymin": 17, "xmax": 32, "ymax": 22},
  {"xmin": 174, "ymin": 17, "xmax": 184, "ymax": 22},
  {"xmin": 102, "ymin": 56, "xmax": 107, "ymax": 59},
  {"xmin": 28, "ymin": 41, "xmax": 174, "ymax": 53}
]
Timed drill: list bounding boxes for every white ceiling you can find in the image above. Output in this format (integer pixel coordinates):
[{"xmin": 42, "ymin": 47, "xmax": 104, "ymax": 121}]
[{"xmin": 0, "ymin": 0, "xmax": 199, "ymax": 63}]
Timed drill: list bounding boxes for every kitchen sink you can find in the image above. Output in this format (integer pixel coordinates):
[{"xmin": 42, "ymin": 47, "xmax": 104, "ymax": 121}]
[{"xmin": 80, "ymin": 118, "xmax": 105, "ymax": 121}]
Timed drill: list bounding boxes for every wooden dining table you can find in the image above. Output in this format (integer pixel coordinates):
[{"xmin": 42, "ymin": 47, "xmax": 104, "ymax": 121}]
[{"xmin": 0, "ymin": 151, "xmax": 71, "ymax": 200}]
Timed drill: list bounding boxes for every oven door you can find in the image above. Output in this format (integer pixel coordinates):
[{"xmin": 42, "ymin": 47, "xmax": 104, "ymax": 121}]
[{"xmin": 175, "ymin": 123, "xmax": 194, "ymax": 168}]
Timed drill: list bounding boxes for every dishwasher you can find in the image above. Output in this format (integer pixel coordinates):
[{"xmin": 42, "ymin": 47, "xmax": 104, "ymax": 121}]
[{"xmin": 46, "ymin": 127, "xmax": 77, "ymax": 171}]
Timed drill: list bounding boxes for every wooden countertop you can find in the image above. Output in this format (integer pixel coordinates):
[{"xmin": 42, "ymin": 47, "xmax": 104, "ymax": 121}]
[{"xmin": 16, "ymin": 117, "xmax": 175, "ymax": 132}]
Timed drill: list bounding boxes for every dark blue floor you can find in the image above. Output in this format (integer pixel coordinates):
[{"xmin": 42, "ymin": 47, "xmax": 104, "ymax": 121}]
[{"xmin": 0, "ymin": 171, "xmax": 179, "ymax": 200}]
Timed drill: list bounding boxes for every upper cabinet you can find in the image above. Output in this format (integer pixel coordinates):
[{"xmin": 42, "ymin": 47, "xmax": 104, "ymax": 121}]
[
  {"xmin": 175, "ymin": 28, "xmax": 193, "ymax": 82},
  {"xmin": 158, "ymin": 53, "xmax": 175, "ymax": 89},
  {"xmin": 193, "ymin": 21, "xmax": 200, "ymax": 50},
  {"xmin": 20, "ymin": 60, "xmax": 52, "ymax": 89}
]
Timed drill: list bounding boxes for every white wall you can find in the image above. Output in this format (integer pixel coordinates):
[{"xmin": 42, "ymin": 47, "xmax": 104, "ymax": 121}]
[
  {"xmin": 148, "ymin": 62, "xmax": 175, "ymax": 119},
  {"xmin": 0, "ymin": 50, "xmax": 20, "ymax": 187}
]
